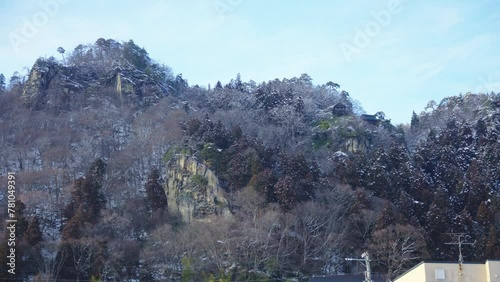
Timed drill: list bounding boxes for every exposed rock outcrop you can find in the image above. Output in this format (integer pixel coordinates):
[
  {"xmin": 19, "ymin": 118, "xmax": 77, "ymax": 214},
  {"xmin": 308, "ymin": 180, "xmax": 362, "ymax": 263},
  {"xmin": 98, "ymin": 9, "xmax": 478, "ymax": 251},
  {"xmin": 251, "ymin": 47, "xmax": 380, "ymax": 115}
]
[
  {"xmin": 165, "ymin": 155, "xmax": 230, "ymax": 222},
  {"xmin": 344, "ymin": 137, "xmax": 368, "ymax": 153},
  {"xmin": 23, "ymin": 58, "xmax": 59, "ymax": 98},
  {"xmin": 22, "ymin": 57, "xmax": 166, "ymax": 111}
]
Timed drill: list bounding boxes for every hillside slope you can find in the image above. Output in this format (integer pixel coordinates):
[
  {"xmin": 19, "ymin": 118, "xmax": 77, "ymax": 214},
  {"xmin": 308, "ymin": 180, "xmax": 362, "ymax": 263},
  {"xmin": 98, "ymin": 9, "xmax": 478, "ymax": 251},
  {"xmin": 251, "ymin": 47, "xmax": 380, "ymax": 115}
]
[{"xmin": 0, "ymin": 39, "xmax": 498, "ymax": 281}]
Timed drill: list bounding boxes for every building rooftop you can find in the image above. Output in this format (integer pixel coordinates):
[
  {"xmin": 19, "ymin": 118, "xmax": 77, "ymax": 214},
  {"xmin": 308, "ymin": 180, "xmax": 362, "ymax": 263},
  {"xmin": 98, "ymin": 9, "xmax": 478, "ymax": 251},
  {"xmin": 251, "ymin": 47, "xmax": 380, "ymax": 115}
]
[
  {"xmin": 394, "ymin": 260, "xmax": 500, "ymax": 281},
  {"xmin": 310, "ymin": 274, "xmax": 385, "ymax": 282}
]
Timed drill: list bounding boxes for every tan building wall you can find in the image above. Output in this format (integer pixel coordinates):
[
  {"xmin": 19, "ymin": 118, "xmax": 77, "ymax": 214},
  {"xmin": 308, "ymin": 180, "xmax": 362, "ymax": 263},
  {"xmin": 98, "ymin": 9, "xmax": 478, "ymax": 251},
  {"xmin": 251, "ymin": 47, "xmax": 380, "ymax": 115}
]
[
  {"xmin": 486, "ymin": 261, "xmax": 500, "ymax": 282},
  {"xmin": 394, "ymin": 261, "xmax": 500, "ymax": 282},
  {"xmin": 394, "ymin": 262, "xmax": 426, "ymax": 282}
]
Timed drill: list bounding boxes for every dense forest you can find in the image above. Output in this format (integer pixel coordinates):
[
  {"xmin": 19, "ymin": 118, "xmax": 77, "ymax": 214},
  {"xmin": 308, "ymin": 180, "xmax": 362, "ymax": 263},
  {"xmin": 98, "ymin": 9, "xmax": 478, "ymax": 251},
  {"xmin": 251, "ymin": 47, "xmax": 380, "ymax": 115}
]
[{"xmin": 0, "ymin": 38, "xmax": 498, "ymax": 281}]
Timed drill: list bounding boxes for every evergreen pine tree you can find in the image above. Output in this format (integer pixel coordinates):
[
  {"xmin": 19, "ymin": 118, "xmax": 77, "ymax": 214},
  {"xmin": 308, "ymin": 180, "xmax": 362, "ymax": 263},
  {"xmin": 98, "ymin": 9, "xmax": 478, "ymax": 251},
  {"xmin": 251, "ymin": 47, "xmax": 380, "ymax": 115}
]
[
  {"xmin": 145, "ymin": 168, "xmax": 168, "ymax": 212},
  {"xmin": 295, "ymin": 96, "xmax": 305, "ymax": 115},
  {"xmin": 235, "ymin": 73, "xmax": 244, "ymax": 91},
  {"xmin": 374, "ymin": 204, "xmax": 397, "ymax": 231},
  {"xmin": 475, "ymin": 118, "xmax": 488, "ymax": 146},
  {"xmin": 14, "ymin": 200, "xmax": 29, "ymax": 238},
  {"xmin": 0, "ymin": 73, "xmax": 5, "ymax": 93},
  {"xmin": 79, "ymin": 159, "xmax": 106, "ymax": 222},
  {"xmin": 485, "ymin": 225, "xmax": 500, "ymax": 258},
  {"xmin": 62, "ymin": 159, "xmax": 106, "ymax": 238},
  {"xmin": 410, "ymin": 111, "xmax": 420, "ymax": 130},
  {"xmin": 424, "ymin": 192, "xmax": 452, "ymax": 260},
  {"xmin": 62, "ymin": 206, "xmax": 85, "ymax": 240},
  {"xmin": 274, "ymin": 176, "xmax": 296, "ymax": 209},
  {"xmin": 25, "ymin": 217, "xmax": 43, "ymax": 246}
]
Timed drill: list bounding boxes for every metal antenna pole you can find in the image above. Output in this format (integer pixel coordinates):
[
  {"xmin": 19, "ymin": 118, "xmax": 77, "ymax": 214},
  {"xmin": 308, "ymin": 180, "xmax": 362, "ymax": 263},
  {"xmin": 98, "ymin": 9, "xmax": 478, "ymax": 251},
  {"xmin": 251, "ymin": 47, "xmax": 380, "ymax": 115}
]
[
  {"xmin": 345, "ymin": 251, "xmax": 373, "ymax": 282},
  {"xmin": 445, "ymin": 233, "xmax": 475, "ymax": 270},
  {"xmin": 363, "ymin": 252, "xmax": 372, "ymax": 282},
  {"xmin": 459, "ymin": 238, "xmax": 463, "ymax": 265}
]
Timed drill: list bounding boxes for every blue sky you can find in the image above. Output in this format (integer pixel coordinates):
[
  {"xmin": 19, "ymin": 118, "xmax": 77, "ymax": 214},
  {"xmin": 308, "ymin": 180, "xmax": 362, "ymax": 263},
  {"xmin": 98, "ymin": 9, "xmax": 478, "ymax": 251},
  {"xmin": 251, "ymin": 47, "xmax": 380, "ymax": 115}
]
[{"xmin": 1, "ymin": 0, "xmax": 499, "ymax": 124}]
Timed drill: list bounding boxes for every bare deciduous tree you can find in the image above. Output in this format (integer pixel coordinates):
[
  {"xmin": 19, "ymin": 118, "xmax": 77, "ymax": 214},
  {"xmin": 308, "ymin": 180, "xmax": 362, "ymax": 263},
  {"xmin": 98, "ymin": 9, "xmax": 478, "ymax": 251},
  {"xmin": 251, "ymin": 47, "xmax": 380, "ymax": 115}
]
[
  {"xmin": 369, "ymin": 224, "xmax": 427, "ymax": 280},
  {"xmin": 68, "ymin": 239, "xmax": 99, "ymax": 282},
  {"xmin": 34, "ymin": 241, "xmax": 66, "ymax": 282}
]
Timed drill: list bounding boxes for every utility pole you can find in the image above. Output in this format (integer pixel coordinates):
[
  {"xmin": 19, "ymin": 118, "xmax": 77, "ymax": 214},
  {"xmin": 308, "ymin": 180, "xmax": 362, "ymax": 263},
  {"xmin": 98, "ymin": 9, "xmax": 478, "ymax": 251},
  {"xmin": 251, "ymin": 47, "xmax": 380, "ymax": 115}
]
[
  {"xmin": 445, "ymin": 233, "xmax": 475, "ymax": 271},
  {"xmin": 346, "ymin": 251, "xmax": 372, "ymax": 282}
]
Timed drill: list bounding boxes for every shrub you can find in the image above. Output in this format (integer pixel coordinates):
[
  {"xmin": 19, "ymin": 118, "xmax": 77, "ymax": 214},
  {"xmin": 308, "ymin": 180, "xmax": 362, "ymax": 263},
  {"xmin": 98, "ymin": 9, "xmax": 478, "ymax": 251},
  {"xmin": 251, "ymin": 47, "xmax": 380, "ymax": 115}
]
[{"xmin": 191, "ymin": 174, "xmax": 208, "ymax": 186}]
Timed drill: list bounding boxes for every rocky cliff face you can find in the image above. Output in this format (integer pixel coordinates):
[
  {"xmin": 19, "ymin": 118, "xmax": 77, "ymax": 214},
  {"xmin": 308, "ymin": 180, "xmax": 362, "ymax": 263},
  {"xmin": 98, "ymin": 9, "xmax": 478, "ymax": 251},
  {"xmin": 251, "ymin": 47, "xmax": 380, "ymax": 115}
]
[
  {"xmin": 23, "ymin": 58, "xmax": 98, "ymax": 100},
  {"xmin": 22, "ymin": 57, "xmax": 166, "ymax": 111},
  {"xmin": 165, "ymin": 155, "xmax": 231, "ymax": 222},
  {"xmin": 344, "ymin": 137, "xmax": 368, "ymax": 153},
  {"xmin": 23, "ymin": 59, "xmax": 58, "ymax": 98}
]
